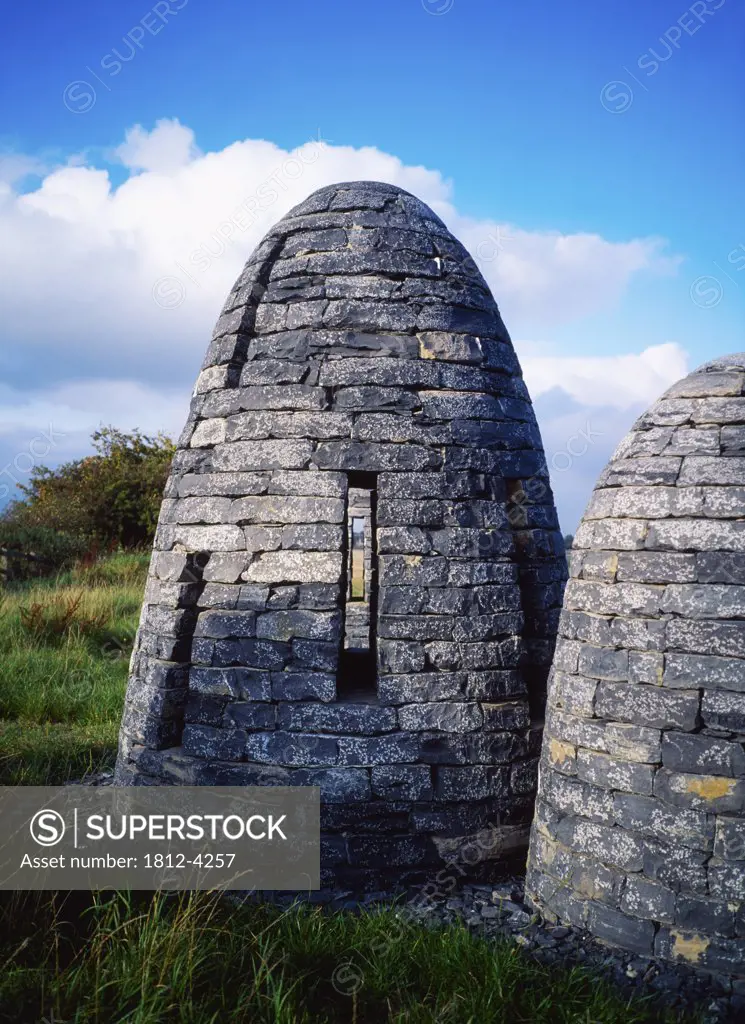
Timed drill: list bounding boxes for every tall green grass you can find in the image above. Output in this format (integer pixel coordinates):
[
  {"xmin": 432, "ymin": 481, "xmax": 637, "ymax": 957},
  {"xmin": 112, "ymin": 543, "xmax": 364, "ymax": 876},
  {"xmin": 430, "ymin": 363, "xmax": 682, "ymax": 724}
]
[
  {"xmin": 0, "ymin": 552, "xmax": 148, "ymax": 784},
  {"xmin": 0, "ymin": 890, "xmax": 694, "ymax": 1024}
]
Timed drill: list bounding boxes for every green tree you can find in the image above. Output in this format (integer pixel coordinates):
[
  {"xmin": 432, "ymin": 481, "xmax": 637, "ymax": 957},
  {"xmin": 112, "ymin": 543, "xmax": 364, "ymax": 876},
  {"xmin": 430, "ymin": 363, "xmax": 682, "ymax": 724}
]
[{"xmin": 5, "ymin": 427, "xmax": 175, "ymax": 551}]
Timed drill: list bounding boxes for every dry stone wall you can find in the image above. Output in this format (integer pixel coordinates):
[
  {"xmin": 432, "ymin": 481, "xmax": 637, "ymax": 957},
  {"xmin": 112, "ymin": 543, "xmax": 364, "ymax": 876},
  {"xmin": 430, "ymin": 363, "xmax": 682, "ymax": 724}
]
[
  {"xmin": 115, "ymin": 180, "xmax": 566, "ymax": 888},
  {"xmin": 526, "ymin": 354, "xmax": 745, "ymax": 976}
]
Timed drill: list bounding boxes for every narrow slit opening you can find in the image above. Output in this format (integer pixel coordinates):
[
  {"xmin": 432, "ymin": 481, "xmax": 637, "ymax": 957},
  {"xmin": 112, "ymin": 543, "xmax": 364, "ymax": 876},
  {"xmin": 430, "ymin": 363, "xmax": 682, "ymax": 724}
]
[{"xmin": 337, "ymin": 472, "xmax": 378, "ymax": 701}]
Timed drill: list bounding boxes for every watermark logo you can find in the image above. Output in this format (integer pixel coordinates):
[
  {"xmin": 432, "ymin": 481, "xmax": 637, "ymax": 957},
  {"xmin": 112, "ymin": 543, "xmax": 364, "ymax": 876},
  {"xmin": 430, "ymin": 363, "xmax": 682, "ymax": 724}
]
[
  {"xmin": 30, "ymin": 809, "xmax": 66, "ymax": 847},
  {"xmin": 332, "ymin": 962, "xmax": 365, "ymax": 996},
  {"xmin": 600, "ymin": 1, "xmax": 728, "ymax": 115},
  {"xmin": 152, "ymin": 276, "xmax": 187, "ymax": 309},
  {"xmin": 690, "ymin": 274, "xmax": 724, "ymax": 309},
  {"xmin": 0, "ymin": 424, "xmax": 66, "ymax": 502},
  {"xmin": 421, "ymin": 0, "xmax": 455, "ymax": 14},
  {"xmin": 688, "ymin": 243, "xmax": 745, "ymax": 310},
  {"xmin": 600, "ymin": 81, "xmax": 634, "ymax": 115},
  {"xmin": 62, "ymin": 0, "xmax": 190, "ymax": 115},
  {"xmin": 62, "ymin": 81, "xmax": 96, "ymax": 114}
]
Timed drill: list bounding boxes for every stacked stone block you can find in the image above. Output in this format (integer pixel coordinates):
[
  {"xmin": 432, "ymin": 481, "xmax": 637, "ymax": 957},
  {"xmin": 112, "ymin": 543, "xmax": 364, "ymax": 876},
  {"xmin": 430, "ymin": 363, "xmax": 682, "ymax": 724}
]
[
  {"xmin": 116, "ymin": 181, "xmax": 566, "ymax": 888},
  {"xmin": 527, "ymin": 354, "xmax": 745, "ymax": 975}
]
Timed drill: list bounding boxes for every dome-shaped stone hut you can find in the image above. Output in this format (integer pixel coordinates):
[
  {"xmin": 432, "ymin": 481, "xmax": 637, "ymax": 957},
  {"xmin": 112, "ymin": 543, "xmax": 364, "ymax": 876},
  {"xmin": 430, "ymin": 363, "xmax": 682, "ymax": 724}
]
[
  {"xmin": 116, "ymin": 181, "xmax": 566, "ymax": 888},
  {"xmin": 527, "ymin": 354, "xmax": 745, "ymax": 974}
]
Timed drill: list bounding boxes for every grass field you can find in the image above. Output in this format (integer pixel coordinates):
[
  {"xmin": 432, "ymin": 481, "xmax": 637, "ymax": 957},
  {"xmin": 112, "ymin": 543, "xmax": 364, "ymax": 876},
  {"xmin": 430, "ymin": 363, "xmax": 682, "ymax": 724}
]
[
  {"xmin": 0, "ymin": 554, "xmax": 700, "ymax": 1023},
  {"xmin": 0, "ymin": 552, "xmax": 147, "ymax": 785}
]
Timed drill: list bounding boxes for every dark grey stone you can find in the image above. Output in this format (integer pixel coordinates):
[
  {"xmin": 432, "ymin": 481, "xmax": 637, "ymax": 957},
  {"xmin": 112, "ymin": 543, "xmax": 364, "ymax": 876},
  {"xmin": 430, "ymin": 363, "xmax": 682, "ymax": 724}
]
[{"xmin": 117, "ymin": 180, "xmax": 566, "ymax": 889}]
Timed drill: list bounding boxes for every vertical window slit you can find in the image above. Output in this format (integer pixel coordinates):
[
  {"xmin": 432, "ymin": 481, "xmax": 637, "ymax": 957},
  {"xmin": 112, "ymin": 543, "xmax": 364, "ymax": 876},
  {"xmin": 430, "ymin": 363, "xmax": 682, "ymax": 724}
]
[{"xmin": 337, "ymin": 473, "xmax": 377, "ymax": 701}]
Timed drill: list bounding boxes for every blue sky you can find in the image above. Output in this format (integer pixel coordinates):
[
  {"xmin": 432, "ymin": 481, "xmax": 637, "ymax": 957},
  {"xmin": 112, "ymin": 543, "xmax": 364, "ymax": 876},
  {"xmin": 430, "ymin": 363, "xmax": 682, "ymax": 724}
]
[{"xmin": 0, "ymin": 0, "xmax": 743, "ymax": 528}]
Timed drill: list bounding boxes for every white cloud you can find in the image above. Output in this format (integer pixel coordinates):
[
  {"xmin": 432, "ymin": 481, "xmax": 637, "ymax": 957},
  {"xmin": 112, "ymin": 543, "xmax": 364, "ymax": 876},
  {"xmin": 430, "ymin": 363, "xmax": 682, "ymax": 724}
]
[
  {"xmin": 519, "ymin": 341, "xmax": 689, "ymax": 409},
  {"xmin": 516, "ymin": 342, "xmax": 690, "ymax": 531},
  {"xmin": 0, "ymin": 120, "xmax": 688, "ymax": 527},
  {"xmin": 0, "ymin": 380, "xmax": 188, "ymax": 440},
  {"xmin": 0, "ymin": 119, "xmax": 681, "ymax": 375},
  {"xmin": 0, "ymin": 152, "xmax": 48, "ymax": 186},
  {"xmin": 453, "ymin": 221, "xmax": 680, "ymax": 328},
  {"xmin": 114, "ymin": 119, "xmax": 201, "ymax": 173},
  {"xmin": 0, "ymin": 380, "xmax": 188, "ymax": 503}
]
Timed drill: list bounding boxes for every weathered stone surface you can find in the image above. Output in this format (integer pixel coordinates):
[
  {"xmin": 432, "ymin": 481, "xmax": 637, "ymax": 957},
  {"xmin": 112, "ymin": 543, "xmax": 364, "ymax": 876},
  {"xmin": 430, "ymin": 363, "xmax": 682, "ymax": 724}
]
[
  {"xmin": 117, "ymin": 180, "xmax": 565, "ymax": 889},
  {"xmin": 595, "ymin": 683, "xmax": 699, "ymax": 731},
  {"xmin": 528, "ymin": 354, "xmax": 745, "ymax": 974},
  {"xmin": 620, "ymin": 876, "xmax": 676, "ymax": 925},
  {"xmin": 664, "ymin": 652, "xmax": 745, "ymax": 693},
  {"xmin": 661, "ymin": 732, "xmax": 745, "ymax": 777},
  {"xmin": 244, "ymin": 551, "xmax": 343, "ymax": 584}
]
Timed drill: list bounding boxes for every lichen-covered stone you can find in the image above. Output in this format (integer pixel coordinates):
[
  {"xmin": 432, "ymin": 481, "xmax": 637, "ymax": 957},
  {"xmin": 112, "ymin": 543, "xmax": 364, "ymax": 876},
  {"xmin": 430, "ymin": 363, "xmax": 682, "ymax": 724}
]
[
  {"xmin": 527, "ymin": 353, "xmax": 745, "ymax": 975},
  {"xmin": 116, "ymin": 181, "xmax": 565, "ymax": 889}
]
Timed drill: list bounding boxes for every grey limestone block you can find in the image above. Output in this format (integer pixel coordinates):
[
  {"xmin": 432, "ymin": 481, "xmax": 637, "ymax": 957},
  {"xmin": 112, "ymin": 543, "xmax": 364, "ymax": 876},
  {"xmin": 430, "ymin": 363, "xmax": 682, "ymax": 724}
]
[
  {"xmin": 371, "ymin": 765, "xmax": 433, "ymax": 801},
  {"xmin": 398, "ymin": 702, "xmax": 483, "ymax": 733},
  {"xmin": 211, "ymin": 439, "xmax": 314, "ymax": 471},
  {"xmin": 654, "ymin": 768, "xmax": 745, "ymax": 814},
  {"xmin": 181, "ymin": 725, "xmax": 246, "ymax": 761},
  {"xmin": 292, "ymin": 768, "xmax": 370, "ymax": 803},
  {"xmin": 620, "ymin": 875, "xmax": 676, "ymax": 925},
  {"xmin": 648, "ymin": 518, "xmax": 745, "ymax": 553},
  {"xmin": 588, "ymin": 903, "xmax": 655, "ymax": 956},
  {"xmin": 256, "ymin": 610, "xmax": 341, "ymax": 642},
  {"xmin": 595, "ymin": 683, "xmax": 699, "ymax": 731},
  {"xmin": 278, "ymin": 702, "xmax": 396, "ymax": 735},
  {"xmin": 661, "ymin": 583, "xmax": 745, "ymax": 619},
  {"xmin": 714, "ymin": 817, "xmax": 745, "ymax": 861},
  {"xmin": 549, "ymin": 672, "xmax": 598, "ymax": 717},
  {"xmin": 336, "ymin": 733, "xmax": 420, "ymax": 767},
  {"xmin": 176, "ymin": 471, "xmax": 269, "ymax": 497},
  {"xmin": 270, "ymin": 672, "xmax": 336, "ymax": 702},
  {"xmin": 555, "ymin": 818, "xmax": 645, "ymax": 872},
  {"xmin": 702, "ymin": 690, "xmax": 745, "ymax": 731},
  {"xmin": 642, "ymin": 840, "xmax": 709, "ymax": 894},
  {"xmin": 675, "ymin": 895, "xmax": 737, "ymax": 938},
  {"xmin": 224, "ymin": 703, "xmax": 276, "ymax": 731},
  {"xmin": 541, "ymin": 770, "xmax": 614, "ymax": 824},
  {"xmin": 604, "ymin": 722, "xmax": 661, "ymax": 763},
  {"xmin": 576, "ymin": 750, "xmax": 655, "ymax": 796},
  {"xmin": 268, "ymin": 470, "xmax": 347, "ymax": 497},
  {"xmin": 225, "ymin": 410, "xmax": 351, "ymax": 441},
  {"xmin": 203, "ymin": 552, "xmax": 253, "ymax": 583},
  {"xmin": 612, "ymin": 793, "xmax": 714, "ymax": 850},
  {"xmin": 435, "ymin": 766, "xmax": 510, "ymax": 801},
  {"xmin": 709, "ymin": 860, "xmax": 745, "ymax": 901},
  {"xmin": 245, "ymin": 731, "xmax": 340, "ymax": 767},
  {"xmin": 313, "ymin": 440, "xmax": 440, "ymax": 472},
  {"xmin": 662, "ymin": 732, "xmax": 745, "ymax": 777},
  {"xmin": 243, "ymin": 550, "xmax": 343, "ymax": 584},
  {"xmin": 193, "ymin": 611, "xmax": 257, "ymax": 639},
  {"xmin": 616, "ymin": 552, "xmax": 697, "ymax": 584},
  {"xmin": 190, "ymin": 667, "xmax": 270, "ymax": 701}
]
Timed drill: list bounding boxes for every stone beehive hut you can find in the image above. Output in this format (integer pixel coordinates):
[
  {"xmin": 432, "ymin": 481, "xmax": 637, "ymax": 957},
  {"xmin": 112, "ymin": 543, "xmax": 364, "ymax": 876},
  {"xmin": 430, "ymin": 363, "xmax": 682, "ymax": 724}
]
[
  {"xmin": 527, "ymin": 355, "xmax": 745, "ymax": 974},
  {"xmin": 116, "ymin": 180, "xmax": 566, "ymax": 888}
]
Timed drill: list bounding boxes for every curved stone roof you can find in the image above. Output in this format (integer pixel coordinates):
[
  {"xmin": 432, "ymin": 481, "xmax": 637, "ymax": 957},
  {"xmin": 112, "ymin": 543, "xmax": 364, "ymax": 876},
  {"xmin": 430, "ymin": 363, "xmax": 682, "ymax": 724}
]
[
  {"xmin": 527, "ymin": 355, "xmax": 745, "ymax": 974},
  {"xmin": 116, "ymin": 180, "xmax": 566, "ymax": 887}
]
